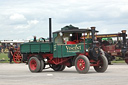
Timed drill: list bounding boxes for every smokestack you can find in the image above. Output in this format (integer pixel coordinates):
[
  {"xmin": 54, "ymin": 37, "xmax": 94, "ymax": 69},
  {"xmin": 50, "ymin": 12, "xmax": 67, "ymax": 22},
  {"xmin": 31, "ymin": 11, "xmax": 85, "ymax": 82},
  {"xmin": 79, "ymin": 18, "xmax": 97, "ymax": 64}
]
[
  {"xmin": 91, "ymin": 27, "xmax": 96, "ymax": 43},
  {"xmin": 49, "ymin": 18, "xmax": 52, "ymax": 42},
  {"xmin": 122, "ymin": 30, "xmax": 126, "ymax": 47}
]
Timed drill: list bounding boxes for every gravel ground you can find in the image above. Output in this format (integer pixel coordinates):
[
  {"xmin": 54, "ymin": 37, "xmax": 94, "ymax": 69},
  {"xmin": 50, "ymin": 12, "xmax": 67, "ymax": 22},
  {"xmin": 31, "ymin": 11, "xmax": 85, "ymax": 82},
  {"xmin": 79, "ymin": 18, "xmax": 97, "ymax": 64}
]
[{"xmin": 0, "ymin": 63, "xmax": 128, "ymax": 85}]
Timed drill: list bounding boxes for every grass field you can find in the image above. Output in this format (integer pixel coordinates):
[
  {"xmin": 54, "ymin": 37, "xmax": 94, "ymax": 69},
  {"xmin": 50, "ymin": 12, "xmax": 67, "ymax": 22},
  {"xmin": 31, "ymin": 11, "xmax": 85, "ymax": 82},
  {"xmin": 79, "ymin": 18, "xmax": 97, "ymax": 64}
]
[
  {"xmin": 112, "ymin": 57, "xmax": 125, "ymax": 63},
  {"xmin": 112, "ymin": 60, "xmax": 125, "ymax": 63},
  {"xmin": 0, "ymin": 53, "xmax": 9, "ymax": 63}
]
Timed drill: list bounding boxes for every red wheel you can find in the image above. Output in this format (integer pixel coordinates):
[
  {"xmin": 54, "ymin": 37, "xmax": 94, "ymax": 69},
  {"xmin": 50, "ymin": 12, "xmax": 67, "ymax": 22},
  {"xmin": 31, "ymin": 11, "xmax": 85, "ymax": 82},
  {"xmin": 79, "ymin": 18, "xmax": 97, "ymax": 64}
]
[
  {"xmin": 75, "ymin": 55, "xmax": 90, "ymax": 74},
  {"xmin": 13, "ymin": 51, "xmax": 22, "ymax": 63},
  {"xmin": 77, "ymin": 59, "xmax": 86, "ymax": 71},
  {"xmin": 28, "ymin": 57, "xmax": 40, "ymax": 72},
  {"xmin": 30, "ymin": 59, "xmax": 37, "ymax": 70}
]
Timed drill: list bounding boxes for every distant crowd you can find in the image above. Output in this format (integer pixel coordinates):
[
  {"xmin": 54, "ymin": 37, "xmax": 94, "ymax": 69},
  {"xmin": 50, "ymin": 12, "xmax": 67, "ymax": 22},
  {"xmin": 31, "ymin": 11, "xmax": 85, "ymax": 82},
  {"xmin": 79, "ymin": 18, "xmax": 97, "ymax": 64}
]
[{"xmin": 0, "ymin": 44, "xmax": 20, "ymax": 53}]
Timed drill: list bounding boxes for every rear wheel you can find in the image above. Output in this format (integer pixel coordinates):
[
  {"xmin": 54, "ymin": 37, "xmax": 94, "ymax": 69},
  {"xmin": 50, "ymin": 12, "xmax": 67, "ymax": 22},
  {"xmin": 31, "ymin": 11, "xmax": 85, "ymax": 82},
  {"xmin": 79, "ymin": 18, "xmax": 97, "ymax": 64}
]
[
  {"xmin": 125, "ymin": 58, "xmax": 128, "ymax": 64},
  {"xmin": 52, "ymin": 65, "xmax": 65, "ymax": 71},
  {"xmin": 75, "ymin": 55, "xmax": 90, "ymax": 74},
  {"xmin": 38, "ymin": 60, "xmax": 45, "ymax": 72},
  {"xmin": 105, "ymin": 53, "xmax": 112, "ymax": 65},
  {"xmin": 94, "ymin": 55, "xmax": 108, "ymax": 72},
  {"xmin": 28, "ymin": 57, "xmax": 40, "ymax": 72}
]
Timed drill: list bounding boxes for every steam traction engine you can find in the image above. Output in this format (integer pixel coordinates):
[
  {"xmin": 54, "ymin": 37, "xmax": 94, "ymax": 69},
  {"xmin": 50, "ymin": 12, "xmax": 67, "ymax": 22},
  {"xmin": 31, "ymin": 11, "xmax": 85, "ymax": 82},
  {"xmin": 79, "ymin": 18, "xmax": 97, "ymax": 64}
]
[
  {"xmin": 16, "ymin": 18, "xmax": 108, "ymax": 74},
  {"xmin": 95, "ymin": 31, "xmax": 128, "ymax": 64}
]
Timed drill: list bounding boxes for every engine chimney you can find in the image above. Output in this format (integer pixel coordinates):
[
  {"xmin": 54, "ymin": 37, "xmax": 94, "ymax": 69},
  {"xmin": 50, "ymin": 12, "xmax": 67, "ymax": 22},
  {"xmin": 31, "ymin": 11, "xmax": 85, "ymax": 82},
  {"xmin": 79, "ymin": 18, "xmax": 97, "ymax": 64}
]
[
  {"xmin": 49, "ymin": 18, "xmax": 52, "ymax": 42},
  {"xmin": 122, "ymin": 30, "xmax": 126, "ymax": 47},
  {"xmin": 91, "ymin": 27, "xmax": 96, "ymax": 43}
]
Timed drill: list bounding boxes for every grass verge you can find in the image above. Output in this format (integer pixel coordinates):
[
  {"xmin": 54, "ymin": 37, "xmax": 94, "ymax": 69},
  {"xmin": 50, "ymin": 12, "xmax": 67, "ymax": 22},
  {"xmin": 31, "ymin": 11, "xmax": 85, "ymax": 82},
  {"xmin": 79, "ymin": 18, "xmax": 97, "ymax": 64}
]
[
  {"xmin": 112, "ymin": 60, "xmax": 125, "ymax": 63},
  {"xmin": 0, "ymin": 53, "xmax": 9, "ymax": 63}
]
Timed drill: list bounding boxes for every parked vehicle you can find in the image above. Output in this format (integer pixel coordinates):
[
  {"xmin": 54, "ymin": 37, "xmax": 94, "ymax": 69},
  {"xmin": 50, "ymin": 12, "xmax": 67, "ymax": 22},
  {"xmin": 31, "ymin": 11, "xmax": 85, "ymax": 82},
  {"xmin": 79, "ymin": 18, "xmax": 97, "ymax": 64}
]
[{"xmin": 90, "ymin": 31, "xmax": 128, "ymax": 64}]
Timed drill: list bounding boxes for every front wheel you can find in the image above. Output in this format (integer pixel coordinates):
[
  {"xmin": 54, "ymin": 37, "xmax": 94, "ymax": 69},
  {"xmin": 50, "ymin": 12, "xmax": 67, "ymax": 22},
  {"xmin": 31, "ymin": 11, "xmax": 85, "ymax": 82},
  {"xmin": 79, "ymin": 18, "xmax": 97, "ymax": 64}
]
[
  {"xmin": 75, "ymin": 55, "xmax": 90, "ymax": 74},
  {"xmin": 94, "ymin": 55, "xmax": 108, "ymax": 72},
  {"xmin": 28, "ymin": 57, "xmax": 41, "ymax": 72}
]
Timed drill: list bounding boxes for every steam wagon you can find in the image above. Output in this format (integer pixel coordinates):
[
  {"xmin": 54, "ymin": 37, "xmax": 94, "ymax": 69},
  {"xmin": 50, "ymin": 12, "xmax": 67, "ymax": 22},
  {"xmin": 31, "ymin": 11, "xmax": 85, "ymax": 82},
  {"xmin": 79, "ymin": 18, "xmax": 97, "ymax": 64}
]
[{"xmin": 20, "ymin": 18, "xmax": 108, "ymax": 73}]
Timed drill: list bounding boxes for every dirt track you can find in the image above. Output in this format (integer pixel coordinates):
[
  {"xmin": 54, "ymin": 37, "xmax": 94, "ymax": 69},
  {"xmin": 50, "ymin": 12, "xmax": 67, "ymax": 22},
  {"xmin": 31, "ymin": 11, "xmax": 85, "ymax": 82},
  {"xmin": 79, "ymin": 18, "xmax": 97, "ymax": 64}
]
[{"xmin": 0, "ymin": 63, "xmax": 128, "ymax": 85}]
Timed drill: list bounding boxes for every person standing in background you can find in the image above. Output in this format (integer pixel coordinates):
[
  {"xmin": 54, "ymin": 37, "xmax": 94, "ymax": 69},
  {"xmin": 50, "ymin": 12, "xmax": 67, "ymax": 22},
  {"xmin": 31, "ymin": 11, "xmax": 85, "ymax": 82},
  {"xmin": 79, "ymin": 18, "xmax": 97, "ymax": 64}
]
[
  {"xmin": 0, "ymin": 46, "xmax": 1, "ymax": 53},
  {"xmin": 9, "ymin": 45, "xmax": 14, "ymax": 64}
]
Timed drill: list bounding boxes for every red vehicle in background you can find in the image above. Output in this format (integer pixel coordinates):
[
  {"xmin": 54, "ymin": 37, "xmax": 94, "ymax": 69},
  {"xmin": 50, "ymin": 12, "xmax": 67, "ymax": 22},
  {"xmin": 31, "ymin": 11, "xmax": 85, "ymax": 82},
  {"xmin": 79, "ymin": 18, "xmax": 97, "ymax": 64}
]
[
  {"xmin": 82, "ymin": 30, "xmax": 128, "ymax": 64},
  {"xmin": 96, "ymin": 30, "xmax": 128, "ymax": 64}
]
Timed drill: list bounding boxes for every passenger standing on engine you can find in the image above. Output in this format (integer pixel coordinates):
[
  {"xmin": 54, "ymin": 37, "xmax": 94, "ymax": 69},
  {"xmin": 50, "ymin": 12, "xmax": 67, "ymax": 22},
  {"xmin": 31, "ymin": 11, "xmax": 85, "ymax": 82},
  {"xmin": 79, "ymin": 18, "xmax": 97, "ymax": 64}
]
[
  {"xmin": 34, "ymin": 36, "xmax": 37, "ymax": 42},
  {"xmin": 9, "ymin": 45, "xmax": 14, "ymax": 64}
]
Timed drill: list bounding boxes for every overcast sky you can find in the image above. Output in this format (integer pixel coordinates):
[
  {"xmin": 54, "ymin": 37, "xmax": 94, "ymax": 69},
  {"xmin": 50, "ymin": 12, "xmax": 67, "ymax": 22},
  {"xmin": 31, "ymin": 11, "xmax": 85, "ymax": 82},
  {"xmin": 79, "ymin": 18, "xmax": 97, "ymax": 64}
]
[{"xmin": 0, "ymin": 0, "xmax": 128, "ymax": 40}]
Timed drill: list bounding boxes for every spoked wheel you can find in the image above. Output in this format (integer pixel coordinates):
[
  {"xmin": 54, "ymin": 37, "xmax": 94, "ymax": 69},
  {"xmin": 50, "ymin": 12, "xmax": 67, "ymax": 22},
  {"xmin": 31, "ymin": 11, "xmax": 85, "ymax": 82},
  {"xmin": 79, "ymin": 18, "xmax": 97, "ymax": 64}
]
[
  {"xmin": 75, "ymin": 55, "xmax": 90, "ymax": 74},
  {"xmin": 51, "ymin": 64, "xmax": 65, "ymax": 71},
  {"xmin": 13, "ymin": 51, "xmax": 22, "ymax": 63},
  {"xmin": 94, "ymin": 55, "xmax": 108, "ymax": 73},
  {"xmin": 28, "ymin": 57, "xmax": 41, "ymax": 72}
]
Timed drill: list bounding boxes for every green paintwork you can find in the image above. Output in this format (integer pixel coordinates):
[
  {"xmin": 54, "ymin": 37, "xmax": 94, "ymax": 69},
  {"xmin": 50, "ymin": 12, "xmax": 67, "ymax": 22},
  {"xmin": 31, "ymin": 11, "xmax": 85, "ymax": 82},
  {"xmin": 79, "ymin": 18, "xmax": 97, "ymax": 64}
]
[
  {"xmin": 84, "ymin": 39, "xmax": 92, "ymax": 48},
  {"xmin": 20, "ymin": 42, "xmax": 53, "ymax": 53},
  {"xmin": 53, "ymin": 43, "xmax": 91, "ymax": 58},
  {"xmin": 102, "ymin": 37, "xmax": 112, "ymax": 41},
  {"xmin": 53, "ymin": 33, "xmax": 58, "ymax": 40},
  {"xmin": 61, "ymin": 25, "xmax": 78, "ymax": 31},
  {"xmin": 52, "ymin": 29, "xmax": 92, "ymax": 58}
]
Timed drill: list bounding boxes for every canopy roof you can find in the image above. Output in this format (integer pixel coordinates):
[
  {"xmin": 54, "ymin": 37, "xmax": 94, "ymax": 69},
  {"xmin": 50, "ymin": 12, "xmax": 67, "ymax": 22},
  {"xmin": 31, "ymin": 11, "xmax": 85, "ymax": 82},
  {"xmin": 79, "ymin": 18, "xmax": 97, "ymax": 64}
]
[{"xmin": 53, "ymin": 25, "xmax": 98, "ymax": 34}]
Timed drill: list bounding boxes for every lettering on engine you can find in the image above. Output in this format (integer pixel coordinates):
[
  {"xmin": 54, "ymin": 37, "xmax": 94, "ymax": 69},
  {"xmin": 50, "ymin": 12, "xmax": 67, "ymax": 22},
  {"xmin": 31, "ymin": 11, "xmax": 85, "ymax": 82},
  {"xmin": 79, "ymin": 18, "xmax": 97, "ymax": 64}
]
[{"xmin": 66, "ymin": 45, "xmax": 81, "ymax": 52}]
